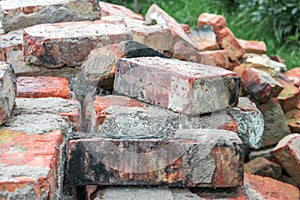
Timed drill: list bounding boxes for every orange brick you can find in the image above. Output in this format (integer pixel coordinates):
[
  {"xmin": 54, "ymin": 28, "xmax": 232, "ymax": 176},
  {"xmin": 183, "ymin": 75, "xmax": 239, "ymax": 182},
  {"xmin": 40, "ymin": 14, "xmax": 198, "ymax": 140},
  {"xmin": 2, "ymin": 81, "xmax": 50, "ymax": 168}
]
[
  {"xmin": 101, "ymin": 2, "xmax": 143, "ymax": 20},
  {"xmin": 198, "ymin": 13, "xmax": 227, "ymax": 32},
  {"xmin": 238, "ymin": 39, "xmax": 266, "ymax": 54},
  {"xmin": 17, "ymin": 76, "xmax": 71, "ymax": 99}
]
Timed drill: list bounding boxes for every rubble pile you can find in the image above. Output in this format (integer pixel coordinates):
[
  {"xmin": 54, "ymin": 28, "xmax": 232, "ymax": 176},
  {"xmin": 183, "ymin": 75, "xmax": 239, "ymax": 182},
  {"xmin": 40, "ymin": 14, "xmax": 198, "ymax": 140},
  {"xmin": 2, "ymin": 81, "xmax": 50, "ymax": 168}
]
[{"xmin": 0, "ymin": 0, "xmax": 299, "ymax": 199}]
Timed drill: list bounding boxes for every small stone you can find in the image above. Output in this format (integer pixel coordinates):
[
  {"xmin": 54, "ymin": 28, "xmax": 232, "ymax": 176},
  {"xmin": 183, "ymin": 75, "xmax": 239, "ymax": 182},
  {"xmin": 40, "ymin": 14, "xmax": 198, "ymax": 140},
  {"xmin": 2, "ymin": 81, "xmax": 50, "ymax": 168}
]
[
  {"xmin": 273, "ymin": 133, "xmax": 300, "ymax": 186},
  {"xmin": 0, "ymin": 62, "xmax": 17, "ymax": 125}
]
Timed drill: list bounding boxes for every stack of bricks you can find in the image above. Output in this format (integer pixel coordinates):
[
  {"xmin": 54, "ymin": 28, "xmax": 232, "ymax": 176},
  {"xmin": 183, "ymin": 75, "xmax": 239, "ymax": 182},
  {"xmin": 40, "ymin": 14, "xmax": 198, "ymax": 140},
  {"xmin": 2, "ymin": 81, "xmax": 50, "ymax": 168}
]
[{"xmin": 0, "ymin": 1, "xmax": 299, "ymax": 199}]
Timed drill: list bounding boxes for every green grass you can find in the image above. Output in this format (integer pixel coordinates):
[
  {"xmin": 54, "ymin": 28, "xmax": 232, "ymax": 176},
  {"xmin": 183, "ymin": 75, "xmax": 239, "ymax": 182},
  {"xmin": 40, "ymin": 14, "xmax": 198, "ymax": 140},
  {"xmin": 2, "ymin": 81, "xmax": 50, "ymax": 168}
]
[{"xmin": 102, "ymin": 0, "xmax": 300, "ymax": 70}]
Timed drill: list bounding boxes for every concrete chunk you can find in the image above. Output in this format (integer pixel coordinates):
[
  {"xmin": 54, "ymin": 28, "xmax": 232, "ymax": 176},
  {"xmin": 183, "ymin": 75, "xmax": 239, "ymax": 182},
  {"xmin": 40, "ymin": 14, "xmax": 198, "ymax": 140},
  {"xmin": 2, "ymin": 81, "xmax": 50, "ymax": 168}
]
[
  {"xmin": 114, "ymin": 57, "xmax": 240, "ymax": 115},
  {"xmin": 23, "ymin": 20, "xmax": 132, "ymax": 68},
  {"xmin": 0, "ymin": 0, "xmax": 101, "ymax": 32},
  {"xmin": 0, "ymin": 62, "xmax": 17, "ymax": 125},
  {"xmin": 66, "ymin": 129, "xmax": 243, "ymax": 187}
]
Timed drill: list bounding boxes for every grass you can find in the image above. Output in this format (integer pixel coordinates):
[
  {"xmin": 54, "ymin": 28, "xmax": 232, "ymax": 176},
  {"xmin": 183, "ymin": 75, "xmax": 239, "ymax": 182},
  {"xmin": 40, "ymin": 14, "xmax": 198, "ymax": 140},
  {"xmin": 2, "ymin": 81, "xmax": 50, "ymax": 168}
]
[{"xmin": 102, "ymin": 0, "xmax": 300, "ymax": 70}]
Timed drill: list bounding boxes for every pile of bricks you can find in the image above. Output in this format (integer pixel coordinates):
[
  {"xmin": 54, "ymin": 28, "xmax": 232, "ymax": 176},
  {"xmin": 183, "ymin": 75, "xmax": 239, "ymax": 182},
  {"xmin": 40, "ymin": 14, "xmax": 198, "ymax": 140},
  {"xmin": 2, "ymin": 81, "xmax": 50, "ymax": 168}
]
[{"xmin": 0, "ymin": 1, "xmax": 300, "ymax": 199}]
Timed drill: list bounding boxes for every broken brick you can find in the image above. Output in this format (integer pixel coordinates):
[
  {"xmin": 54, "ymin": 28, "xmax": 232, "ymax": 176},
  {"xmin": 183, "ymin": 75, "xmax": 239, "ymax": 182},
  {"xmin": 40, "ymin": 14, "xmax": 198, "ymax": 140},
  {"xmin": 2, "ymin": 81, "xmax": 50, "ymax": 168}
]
[
  {"xmin": 285, "ymin": 108, "xmax": 300, "ymax": 133},
  {"xmin": 0, "ymin": 0, "xmax": 101, "ymax": 32},
  {"xmin": 23, "ymin": 20, "xmax": 132, "ymax": 68},
  {"xmin": 285, "ymin": 67, "xmax": 300, "ymax": 87},
  {"xmin": 17, "ymin": 76, "xmax": 71, "ymax": 99},
  {"xmin": 114, "ymin": 57, "xmax": 240, "ymax": 115},
  {"xmin": 100, "ymin": 2, "xmax": 143, "ymax": 20},
  {"xmin": 188, "ymin": 25, "xmax": 219, "ymax": 51},
  {"xmin": 197, "ymin": 13, "xmax": 227, "ymax": 32},
  {"xmin": 273, "ymin": 133, "xmax": 300, "ymax": 186},
  {"xmin": 0, "ymin": 62, "xmax": 17, "ymax": 126},
  {"xmin": 0, "ymin": 30, "xmax": 23, "ymax": 61},
  {"xmin": 238, "ymin": 39, "xmax": 266, "ymax": 54},
  {"xmin": 66, "ymin": 129, "xmax": 243, "ymax": 188},
  {"xmin": 0, "ymin": 129, "xmax": 63, "ymax": 199}
]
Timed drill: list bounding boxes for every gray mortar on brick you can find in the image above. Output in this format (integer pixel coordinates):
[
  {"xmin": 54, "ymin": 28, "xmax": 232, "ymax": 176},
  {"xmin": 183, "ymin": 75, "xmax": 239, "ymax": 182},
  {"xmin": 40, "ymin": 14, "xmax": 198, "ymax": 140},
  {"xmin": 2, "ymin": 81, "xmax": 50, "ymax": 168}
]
[{"xmin": 0, "ymin": 184, "xmax": 48, "ymax": 200}]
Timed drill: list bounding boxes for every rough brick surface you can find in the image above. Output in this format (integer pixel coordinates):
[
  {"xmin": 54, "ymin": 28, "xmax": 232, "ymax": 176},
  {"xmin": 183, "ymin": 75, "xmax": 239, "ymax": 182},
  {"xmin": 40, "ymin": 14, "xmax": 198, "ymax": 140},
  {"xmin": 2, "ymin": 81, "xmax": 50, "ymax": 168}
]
[
  {"xmin": 100, "ymin": 2, "xmax": 143, "ymax": 20},
  {"xmin": 238, "ymin": 39, "xmax": 266, "ymax": 54},
  {"xmin": 17, "ymin": 76, "xmax": 71, "ymax": 99},
  {"xmin": 285, "ymin": 108, "xmax": 300, "ymax": 133},
  {"xmin": 0, "ymin": 30, "xmax": 22, "ymax": 61},
  {"xmin": 243, "ymin": 173, "xmax": 300, "ymax": 200},
  {"xmin": 66, "ymin": 129, "xmax": 243, "ymax": 187},
  {"xmin": 273, "ymin": 134, "xmax": 300, "ymax": 186},
  {"xmin": 285, "ymin": 67, "xmax": 300, "ymax": 87},
  {"xmin": 14, "ymin": 98, "xmax": 81, "ymax": 131},
  {"xmin": 228, "ymin": 97, "xmax": 264, "ymax": 149},
  {"xmin": 188, "ymin": 25, "xmax": 219, "ymax": 51},
  {"xmin": 234, "ymin": 65, "xmax": 283, "ymax": 103},
  {"xmin": 0, "ymin": 130, "xmax": 63, "ymax": 199},
  {"xmin": 114, "ymin": 57, "xmax": 240, "ymax": 115},
  {"xmin": 217, "ymin": 27, "xmax": 245, "ymax": 61},
  {"xmin": 257, "ymin": 99, "xmax": 291, "ymax": 147},
  {"xmin": 244, "ymin": 157, "xmax": 281, "ymax": 179},
  {"xmin": 0, "ymin": 62, "xmax": 17, "ymax": 125},
  {"xmin": 145, "ymin": 4, "xmax": 198, "ymax": 50},
  {"xmin": 0, "ymin": 0, "xmax": 101, "ymax": 32},
  {"xmin": 173, "ymin": 40, "xmax": 228, "ymax": 69},
  {"xmin": 197, "ymin": 13, "xmax": 227, "ymax": 32},
  {"xmin": 23, "ymin": 20, "xmax": 132, "ymax": 68}
]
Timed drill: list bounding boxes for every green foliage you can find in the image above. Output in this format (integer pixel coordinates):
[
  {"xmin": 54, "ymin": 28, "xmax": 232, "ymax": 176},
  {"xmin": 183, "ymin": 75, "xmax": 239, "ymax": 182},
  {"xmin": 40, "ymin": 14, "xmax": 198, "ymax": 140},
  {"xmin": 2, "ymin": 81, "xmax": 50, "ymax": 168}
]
[{"xmin": 102, "ymin": 0, "xmax": 300, "ymax": 69}]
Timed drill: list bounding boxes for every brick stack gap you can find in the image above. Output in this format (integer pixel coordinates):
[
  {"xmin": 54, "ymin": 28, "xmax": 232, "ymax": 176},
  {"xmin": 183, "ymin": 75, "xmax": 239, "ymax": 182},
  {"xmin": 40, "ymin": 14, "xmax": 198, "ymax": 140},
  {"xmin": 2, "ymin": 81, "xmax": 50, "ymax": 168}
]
[{"xmin": 0, "ymin": 1, "xmax": 299, "ymax": 200}]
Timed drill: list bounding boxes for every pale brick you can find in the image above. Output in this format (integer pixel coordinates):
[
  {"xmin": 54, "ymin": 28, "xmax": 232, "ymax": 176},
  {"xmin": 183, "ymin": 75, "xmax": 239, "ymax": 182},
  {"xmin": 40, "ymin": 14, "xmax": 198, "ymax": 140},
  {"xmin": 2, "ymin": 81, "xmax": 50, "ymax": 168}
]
[
  {"xmin": 66, "ymin": 129, "xmax": 243, "ymax": 187},
  {"xmin": 0, "ymin": 0, "xmax": 101, "ymax": 32},
  {"xmin": 197, "ymin": 13, "xmax": 227, "ymax": 32},
  {"xmin": 0, "ymin": 130, "xmax": 63, "ymax": 199},
  {"xmin": 189, "ymin": 25, "xmax": 219, "ymax": 51},
  {"xmin": 0, "ymin": 62, "xmax": 16, "ymax": 125},
  {"xmin": 238, "ymin": 39, "xmax": 266, "ymax": 54},
  {"xmin": 17, "ymin": 76, "xmax": 71, "ymax": 99},
  {"xmin": 0, "ymin": 30, "xmax": 22, "ymax": 61},
  {"xmin": 273, "ymin": 133, "xmax": 300, "ymax": 186},
  {"xmin": 23, "ymin": 20, "xmax": 132, "ymax": 68},
  {"xmin": 114, "ymin": 57, "xmax": 240, "ymax": 115},
  {"xmin": 100, "ymin": 2, "xmax": 143, "ymax": 20},
  {"xmin": 228, "ymin": 97, "xmax": 264, "ymax": 149}
]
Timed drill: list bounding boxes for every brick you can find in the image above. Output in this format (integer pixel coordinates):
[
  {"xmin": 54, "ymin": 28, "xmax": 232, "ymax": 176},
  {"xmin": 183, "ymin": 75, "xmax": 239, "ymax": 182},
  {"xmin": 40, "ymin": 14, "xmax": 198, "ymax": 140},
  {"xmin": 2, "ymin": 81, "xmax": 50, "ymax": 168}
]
[
  {"xmin": 248, "ymin": 147, "xmax": 277, "ymax": 163},
  {"xmin": 100, "ymin": 2, "xmax": 143, "ymax": 20},
  {"xmin": 23, "ymin": 20, "xmax": 132, "ymax": 68},
  {"xmin": 197, "ymin": 13, "xmax": 227, "ymax": 32},
  {"xmin": 114, "ymin": 57, "xmax": 240, "ymax": 115},
  {"xmin": 93, "ymin": 187, "xmax": 199, "ymax": 200},
  {"xmin": 102, "ymin": 16, "xmax": 174, "ymax": 52},
  {"xmin": 0, "ymin": 30, "xmax": 22, "ymax": 61},
  {"xmin": 90, "ymin": 95, "xmax": 237, "ymax": 139},
  {"xmin": 193, "ymin": 187, "xmax": 247, "ymax": 200},
  {"xmin": 234, "ymin": 65, "xmax": 283, "ymax": 103},
  {"xmin": 243, "ymin": 173, "xmax": 300, "ymax": 200},
  {"xmin": 180, "ymin": 24, "xmax": 190, "ymax": 34},
  {"xmin": 285, "ymin": 108, "xmax": 300, "ymax": 133},
  {"xmin": 0, "ymin": 129, "xmax": 63, "ymax": 199},
  {"xmin": 14, "ymin": 97, "xmax": 81, "ymax": 131},
  {"xmin": 17, "ymin": 76, "xmax": 71, "ymax": 99},
  {"xmin": 173, "ymin": 40, "xmax": 228, "ymax": 69},
  {"xmin": 0, "ymin": 62, "xmax": 17, "ymax": 125},
  {"xmin": 66, "ymin": 129, "xmax": 243, "ymax": 187},
  {"xmin": 257, "ymin": 98, "xmax": 291, "ymax": 147},
  {"xmin": 145, "ymin": 4, "xmax": 198, "ymax": 50},
  {"xmin": 285, "ymin": 67, "xmax": 300, "ymax": 87},
  {"xmin": 244, "ymin": 157, "xmax": 281, "ymax": 179},
  {"xmin": 273, "ymin": 133, "xmax": 300, "ymax": 186},
  {"xmin": 188, "ymin": 25, "xmax": 219, "ymax": 51},
  {"xmin": 228, "ymin": 97, "xmax": 264, "ymax": 149},
  {"xmin": 277, "ymin": 74, "xmax": 300, "ymax": 112},
  {"xmin": 245, "ymin": 54, "xmax": 287, "ymax": 76},
  {"xmin": 217, "ymin": 27, "xmax": 245, "ymax": 61},
  {"xmin": 238, "ymin": 39, "xmax": 266, "ymax": 54},
  {"xmin": 0, "ymin": 0, "xmax": 101, "ymax": 32}
]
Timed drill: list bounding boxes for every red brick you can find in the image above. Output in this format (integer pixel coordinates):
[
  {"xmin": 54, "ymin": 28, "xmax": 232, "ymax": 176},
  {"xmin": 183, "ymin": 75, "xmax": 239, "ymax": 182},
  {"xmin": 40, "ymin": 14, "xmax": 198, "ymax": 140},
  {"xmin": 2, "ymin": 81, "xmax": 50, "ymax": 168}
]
[
  {"xmin": 0, "ymin": 62, "xmax": 17, "ymax": 126},
  {"xmin": 285, "ymin": 67, "xmax": 300, "ymax": 87},
  {"xmin": 114, "ymin": 57, "xmax": 240, "ymax": 115},
  {"xmin": 23, "ymin": 20, "xmax": 132, "ymax": 68},
  {"xmin": 244, "ymin": 157, "xmax": 281, "ymax": 179},
  {"xmin": 145, "ymin": 4, "xmax": 198, "ymax": 50},
  {"xmin": 100, "ymin": 2, "xmax": 143, "ymax": 20},
  {"xmin": 234, "ymin": 65, "xmax": 283, "ymax": 103},
  {"xmin": 238, "ymin": 39, "xmax": 266, "ymax": 54},
  {"xmin": 0, "ymin": 129, "xmax": 63, "ymax": 199},
  {"xmin": 197, "ymin": 13, "xmax": 227, "ymax": 32},
  {"xmin": 244, "ymin": 173, "xmax": 300, "ymax": 200},
  {"xmin": 67, "ymin": 129, "xmax": 243, "ymax": 188},
  {"xmin": 180, "ymin": 24, "xmax": 190, "ymax": 34},
  {"xmin": 277, "ymin": 74, "xmax": 300, "ymax": 112},
  {"xmin": 0, "ymin": 0, "xmax": 101, "ymax": 32},
  {"xmin": 217, "ymin": 27, "xmax": 245, "ymax": 61},
  {"xmin": 273, "ymin": 133, "xmax": 300, "ymax": 186},
  {"xmin": 285, "ymin": 108, "xmax": 300, "ymax": 132},
  {"xmin": 17, "ymin": 76, "xmax": 71, "ymax": 99}
]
